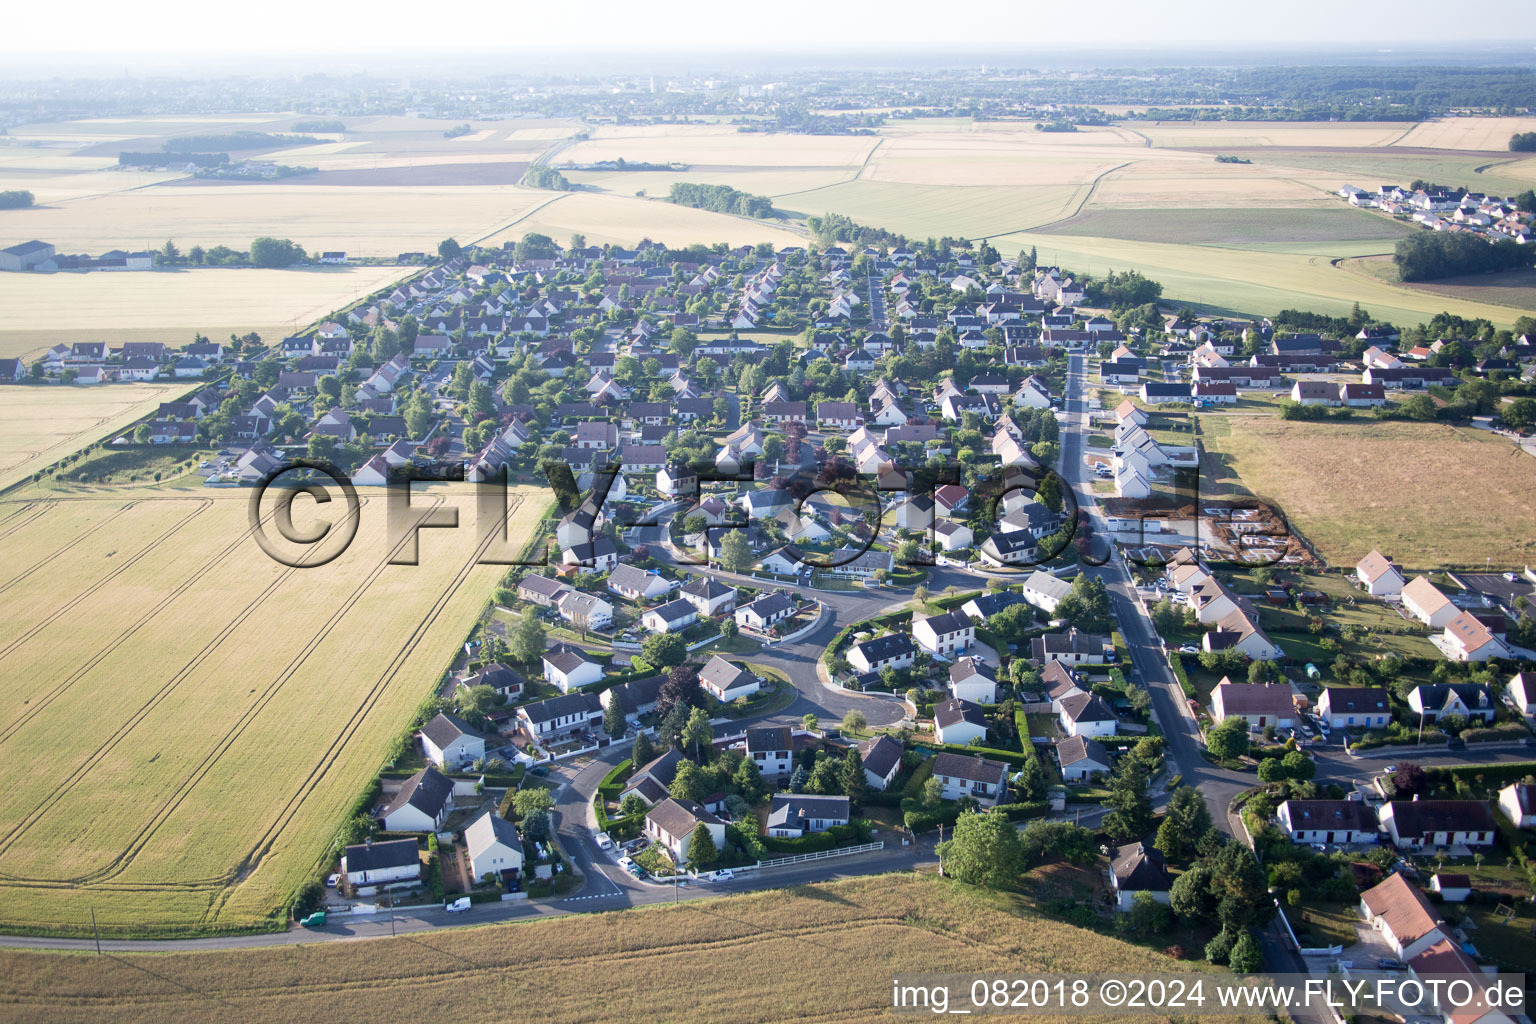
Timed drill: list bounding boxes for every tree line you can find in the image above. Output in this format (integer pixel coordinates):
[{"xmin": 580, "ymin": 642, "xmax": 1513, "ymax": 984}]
[
  {"xmin": 0, "ymin": 190, "xmax": 34, "ymax": 210},
  {"xmin": 524, "ymin": 165, "xmax": 573, "ymax": 191},
  {"xmin": 667, "ymin": 182, "xmax": 779, "ymax": 219},
  {"xmin": 161, "ymin": 132, "xmax": 314, "ymax": 152},
  {"xmin": 1510, "ymin": 131, "xmax": 1536, "ymax": 152},
  {"xmin": 1394, "ymin": 231, "xmax": 1533, "ymax": 282}
]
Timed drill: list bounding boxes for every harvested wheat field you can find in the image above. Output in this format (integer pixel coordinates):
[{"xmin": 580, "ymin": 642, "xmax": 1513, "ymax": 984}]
[
  {"xmin": 478, "ymin": 191, "xmax": 807, "ymax": 249},
  {"xmin": 0, "ymin": 383, "xmax": 198, "ymax": 492},
  {"xmin": 1392, "ymin": 116, "xmax": 1536, "ymax": 152},
  {"xmin": 0, "ymin": 265, "xmax": 413, "ymax": 362},
  {"xmin": 1197, "ymin": 417, "xmax": 1536, "ymax": 570},
  {"xmin": 0, "ymin": 874, "xmax": 1266, "ymax": 1024},
  {"xmin": 0, "ymin": 481, "xmax": 549, "ymax": 936}
]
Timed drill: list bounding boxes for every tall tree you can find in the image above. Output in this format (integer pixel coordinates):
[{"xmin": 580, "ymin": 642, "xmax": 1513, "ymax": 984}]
[
  {"xmin": 681, "ymin": 707, "xmax": 713, "ymax": 761},
  {"xmin": 937, "ymin": 810, "xmax": 1024, "ymax": 889},
  {"xmin": 839, "ymin": 748, "xmax": 869, "ymax": 810},
  {"xmin": 686, "ymin": 823, "xmax": 717, "ymax": 870},
  {"xmin": 508, "ymin": 614, "xmax": 546, "ymax": 664}
]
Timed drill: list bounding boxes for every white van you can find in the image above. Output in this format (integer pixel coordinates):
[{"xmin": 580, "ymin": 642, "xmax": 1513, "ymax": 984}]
[{"xmin": 445, "ymin": 897, "xmax": 472, "ymax": 913}]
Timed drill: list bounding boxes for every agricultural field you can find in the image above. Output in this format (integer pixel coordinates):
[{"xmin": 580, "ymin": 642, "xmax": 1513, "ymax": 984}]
[
  {"xmin": 476, "ymin": 191, "xmax": 807, "ymax": 249},
  {"xmin": 0, "ymin": 873, "xmax": 1265, "ymax": 1024},
  {"xmin": 1342, "ymin": 255, "xmax": 1536, "ymax": 315},
  {"xmin": 0, "ymin": 479, "xmax": 550, "ymax": 936},
  {"xmin": 0, "ymin": 265, "xmax": 415, "ymax": 362},
  {"xmin": 1038, "ymin": 207, "xmax": 1413, "ymax": 246},
  {"xmin": 0, "ymin": 383, "xmax": 198, "ymax": 492},
  {"xmin": 1196, "ymin": 416, "xmax": 1536, "ymax": 570}
]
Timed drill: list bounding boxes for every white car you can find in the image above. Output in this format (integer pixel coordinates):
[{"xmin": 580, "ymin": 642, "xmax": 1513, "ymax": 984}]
[
  {"xmin": 712, "ymin": 869, "xmax": 735, "ymax": 882},
  {"xmin": 445, "ymin": 897, "xmax": 472, "ymax": 913},
  {"xmin": 595, "ymin": 831, "xmax": 614, "ymax": 850}
]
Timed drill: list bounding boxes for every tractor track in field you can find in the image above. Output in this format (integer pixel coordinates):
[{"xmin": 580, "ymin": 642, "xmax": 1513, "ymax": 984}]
[
  {"xmin": 0, "ymin": 501, "xmax": 54, "ymax": 542},
  {"xmin": 0, "ymin": 500, "xmax": 140, "ymax": 596},
  {"xmin": 0, "ymin": 498, "xmax": 213, "ymax": 668},
  {"xmin": 0, "ymin": 494, "xmax": 396, "ymax": 884}
]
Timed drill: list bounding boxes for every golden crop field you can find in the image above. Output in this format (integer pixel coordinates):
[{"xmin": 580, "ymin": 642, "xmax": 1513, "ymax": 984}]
[
  {"xmin": 477, "ymin": 191, "xmax": 807, "ymax": 249},
  {"xmin": 0, "ymin": 480, "xmax": 550, "ymax": 936},
  {"xmin": 560, "ymin": 124, "xmax": 879, "ymax": 168},
  {"xmin": 1392, "ymin": 116, "xmax": 1536, "ymax": 151},
  {"xmin": 0, "ymin": 873, "xmax": 1266, "ymax": 1024},
  {"xmin": 1197, "ymin": 417, "xmax": 1536, "ymax": 570},
  {"xmin": 0, "ymin": 383, "xmax": 198, "ymax": 492},
  {"xmin": 0, "ymin": 265, "xmax": 414, "ymax": 362}
]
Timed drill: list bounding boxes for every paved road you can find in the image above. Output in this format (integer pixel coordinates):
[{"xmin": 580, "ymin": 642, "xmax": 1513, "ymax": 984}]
[{"xmin": 867, "ymin": 273, "xmax": 888, "ymax": 330}]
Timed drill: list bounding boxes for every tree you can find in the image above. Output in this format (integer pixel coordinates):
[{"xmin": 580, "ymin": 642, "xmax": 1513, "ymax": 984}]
[
  {"xmin": 1206, "ymin": 717, "xmax": 1250, "ymax": 761},
  {"xmin": 840, "ymin": 748, "xmax": 869, "ymax": 810},
  {"xmin": 1281, "ymin": 750, "xmax": 1314, "ymax": 781},
  {"xmin": 1126, "ymin": 890, "xmax": 1173, "ymax": 934},
  {"xmin": 603, "ymin": 698, "xmax": 626, "ymax": 738},
  {"xmin": 134, "ymin": 423, "xmax": 151, "ymax": 443},
  {"xmin": 1151, "ymin": 597, "xmax": 1182, "ymax": 636},
  {"xmin": 789, "ymin": 764, "xmax": 810, "ymax": 793},
  {"xmin": 512, "ymin": 787, "xmax": 554, "ymax": 819},
  {"xmin": 159, "ymin": 238, "xmax": 180, "ymax": 264},
  {"xmin": 509, "ymin": 614, "xmax": 546, "ymax": 664},
  {"xmin": 682, "ymin": 707, "xmax": 713, "ymax": 761},
  {"xmin": 1056, "ymin": 574, "xmax": 1110, "ymax": 629},
  {"xmin": 1227, "ymin": 931, "xmax": 1263, "ymax": 973},
  {"xmin": 656, "ymin": 663, "xmax": 701, "ymax": 717},
  {"xmin": 732, "ymin": 755, "xmax": 765, "ymax": 804},
  {"xmin": 802, "ymin": 713, "xmax": 819, "ymax": 733},
  {"xmin": 1392, "ymin": 762, "xmax": 1426, "ymax": 797},
  {"xmin": 1101, "ymin": 756, "xmax": 1154, "ymax": 842},
  {"xmin": 921, "ymin": 773, "xmax": 944, "ymax": 810},
  {"xmin": 718, "ymin": 530, "xmax": 753, "ymax": 573},
  {"xmin": 521, "ymin": 808, "xmax": 551, "ymax": 843},
  {"xmin": 1257, "ymin": 757, "xmax": 1288, "ymax": 784},
  {"xmin": 842, "ymin": 710, "xmax": 866, "ymax": 733},
  {"xmin": 719, "ymin": 617, "xmax": 738, "ymax": 639},
  {"xmin": 249, "ymin": 236, "xmax": 305, "ymax": 268},
  {"xmin": 686, "ymin": 823, "xmax": 718, "ymax": 870},
  {"xmin": 1169, "ymin": 863, "xmax": 1214, "ymax": 924},
  {"xmin": 632, "ymin": 731, "xmax": 656, "ymax": 768},
  {"xmin": 642, "ymin": 632, "xmax": 688, "ymax": 670},
  {"xmin": 1209, "ymin": 840, "xmax": 1274, "ymax": 932},
  {"xmin": 438, "ymin": 238, "xmax": 463, "ymax": 260},
  {"xmin": 937, "ymin": 810, "xmax": 1024, "ymax": 889},
  {"xmin": 620, "ymin": 793, "xmax": 647, "ymax": 818},
  {"xmin": 670, "ymin": 760, "xmax": 706, "ymax": 802}
]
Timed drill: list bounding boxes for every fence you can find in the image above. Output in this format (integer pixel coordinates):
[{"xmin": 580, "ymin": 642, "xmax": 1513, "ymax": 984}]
[{"xmin": 757, "ymin": 841, "xmax": 885, "ymax": 869}]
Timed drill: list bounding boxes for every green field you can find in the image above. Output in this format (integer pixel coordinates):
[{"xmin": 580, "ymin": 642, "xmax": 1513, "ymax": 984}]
[
  {"xmin": 1037, "ymin": 206, "xmax": 1413, "ymax": 245},
  {"xmin": 0, "ymin": 481, "xmax": 550, "ymax": 936}
]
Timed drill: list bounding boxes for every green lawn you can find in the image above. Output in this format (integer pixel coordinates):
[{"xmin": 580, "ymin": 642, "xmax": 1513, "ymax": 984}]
[
  {"xmin": 1288, "ymin": 900, "xmax": 1361, "ymax": 950},
  {"xmin": 1464, "ymin": 904, "xmax": 1536, "ymax": 972}
]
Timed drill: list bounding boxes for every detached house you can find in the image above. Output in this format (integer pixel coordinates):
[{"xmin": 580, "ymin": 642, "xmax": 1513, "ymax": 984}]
[
  {"xmin": 1496, "ymin": 782, "xmax": 1536, "ymax": 829},
  {"xmin": 933, "ymin": 698, "xmax": 989, "ymax": 745},
  {"xmin": 848, "ymin": 633, "xmax": 915, "ymax": 674},
  {"xmin": 1360, "ymin": 873, "xmax": 1453, "ymax": 960},
  {"xmin": 644, "ymin": 798, "xmax": 726, "ymax": 863},
  {"xmin": 1030, "ymin": 628, "xmax": 1111, "ymax": 666},
  {"xmin": 1056, "ymin": 735, "xmax": 1111, "ymax": 782},
  {"xmin": 930, "ymin": 752, "xmax": 1009, "ymax": 807},
  {"xmin": 419, "ymin": 713, "xmax": 485, "ymax": 769},
  {"xmin": 517, "ymin": 691, "xmax": 603, "ymax": 740},
  {"xmin": 1316, "ymin": 687, "xmax": 1391, "ymax": 730},
  {"xmin": 1059, "ymin": 692, "xmax": 1117, "ymax": 739},
  {"xmin": 379, "ymin": 766, "xmax": 455, "ymax": 832},
  {"xmin": 1379, "ymin": 800, "xmax": 1496, "ymax": 850},
  {"xmin": 1210, "ymin": 680, "xmax": 1295, "ymax": 731},
  {"xmin": 542, "ymin": 646, "xmax": 604, "ymax": 693},
  {"xmin": 912, "ymin": 610, "xmax": 974, "ymax": 656},
  {"xmin": 949, "ymin": 658, "xmax": 997, "ymax": 705},
  {"xmin": 767, "ymin": 795, "xmax": 850, "ymax": 837},
  {"xmin": 743, "ymin": 725, "xmax": 793, "ymax": 777},
  {"xmin": 680, "ymin": 576, "xmax": 737, "ymax": 617},
  {"xmin": 607, "ymin": 563, "xmax": 672, "ymax": 602},
  {"xmin": 641, "ymin": 598, "xmax": 698, "ymax": 634},
  {"xmin": 1277, "ymin": 799, "xmax": 1379, "ymax": 844},
  {"xmin": 1401, "ymin": 576, "xmax": 1459, "ymax": 629},
  {"xmin": 859, "ymin": 735, "xmax": 904, "ymax": 791},
  {"xmin": 1110, "ymin": 842, "xmax": 1172, "ymax": 911},
  {"xmin": 1356, "ymin": 549, "xmax": 1406, "ymax": 597},
  {"xmin": 735, "ymin": 592, "xmax": 795, "ymax": 632},
  {"xmin": 1408, "ymin": 683, "xmax": 1497, "ymax": 724},
  {"xmin": 1438, "ymin": 612, "xmax": 1511, "ymax": 663},
  {"xmin": 699, "ymin": 655, "xmax": 760, "ymax": 703}
]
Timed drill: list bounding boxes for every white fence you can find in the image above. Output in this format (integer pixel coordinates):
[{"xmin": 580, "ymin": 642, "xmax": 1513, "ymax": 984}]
[{"xmin": 758, "ymin": 841, "xmax": 885, "ymax": 869}]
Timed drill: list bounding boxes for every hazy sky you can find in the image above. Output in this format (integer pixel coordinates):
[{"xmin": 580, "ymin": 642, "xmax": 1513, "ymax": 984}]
[{"xmin": 5, "ymin": 0, "xmax": 1535, "ymax": 59}]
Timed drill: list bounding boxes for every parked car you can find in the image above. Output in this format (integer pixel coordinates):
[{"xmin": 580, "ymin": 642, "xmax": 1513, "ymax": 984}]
[
  {"xmin": 594, "ymin": 831, "xmax": 614, "ymax": 850},
  {"xmin": 619, "ymin": 857, "xmax": 641, "ymax": 875},
  {"xmin": 530, "ymin": 764, "xmax": 550, "ymax": 776},
  {"xmin": 712, "ymin": 869, "xmax": 735, "ymax": 882},
  {"xmin": 445, "ymin": 897, "xmax": 472, "ymax": 913},
  {"xmin": 300, "ymin": 911, "xmax": 327, "ymax": 927},
  {"xmin": 324, "ymin": 873, "xmax": 339, "ymax": 888}
]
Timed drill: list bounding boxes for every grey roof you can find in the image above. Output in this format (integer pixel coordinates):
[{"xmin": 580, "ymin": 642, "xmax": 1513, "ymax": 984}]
[
  {"xmin": 1386, "ymin": 799, "xmax": 1497, "ymax": 837},
  {"xmin": 519, "ymin": 691, "xmax": 603, "ymax": 724},
  {"xmin": 963, "ymin": 591, "xmax": 1026, "ymax": 619},
  {"xmin": 767, "ymin": 794, "xmax": 850, "ymax": 830},
  {"xmin": 1280, "ymin": 799, "xmax": 1378, "ymax": 832},
  {"xmin": 851, "ymin": 632, "xmax": 914, "ymax": 663},
  {"xmin": 931, "ymin": 751, "xmax": 1008, "ymax": 786},
  {"xmin": 542, "ymin": 644, "xmax": 599, "ymax": 675},
  {"xmin": 745, "ymin": 724, "xmax": 792, "ymax": 753},
  {"xmin": 919, "ymin": 609, "xmax": 972, "ymax": 636},
  {"xmin": 1112, "ymin": 842, "xmax": 1172, "ymax": 892},
  {"xmin": 625, "ymin": 748, "xmax": 683, "ymax": 793},
  {"xmin": 608, "ymin": 563, "xmax": 664, "ymax": 592},
  {"xmin": 681, "ymin": 576, "xmax": 734, "ymax": 600},
  {"xmin": 858, "ymin": 735, "xmax": 904, "ymax": 779},
  {"xmin": 646, "ymin": 797, "xmax": 720, "ymax": 838},
  {"xmin": 420, "ymin": 712, "xmax": 481, "ymax": 750},
  {"xmin": 343, "ymin": 838, "xmax": 420, "ymax": 873},
  {"xmin": 648, "ymin": 597, "xmax": 696, "ymax": 623},
  {"xmin": 700, "ymin": 654, "xmax": 753, "ymax": 694},
  {"xmin": 607, "ymin": 674, "xmax": 665, "ymax": 715},
  {"xmin": 1056, "ymin": 734, "xmax": 1109, "ymax": 769},
  {"xmin": 519, "ymin": 574, "xmax": 570, "ymax": 599},
  {"xmin": 464, "ymin": 809, "xmax": 521, "ymax": 858},
  {"xmin": 1060, "ymin": 692, "xmax": 1116, "ymax": 724},
  {"xmin": 934, "ymin": 697, "xmax": 987, "ymax": 731},
  {"xmin": 949, "ymin": 658, "xmax": 995, "ymax": 685},
  {"xmin": 380, "ymin": 766, "xmax": 453, "ymax": 820},
  {"xmin": 743, "ymin": 592, "xmax": 795, "ymax": 618}
]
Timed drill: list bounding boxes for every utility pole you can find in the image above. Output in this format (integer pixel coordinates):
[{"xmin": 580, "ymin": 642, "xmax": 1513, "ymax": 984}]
[{"xmin": 91, "ymin": 907, "xmax": 100, "ymax": 955}]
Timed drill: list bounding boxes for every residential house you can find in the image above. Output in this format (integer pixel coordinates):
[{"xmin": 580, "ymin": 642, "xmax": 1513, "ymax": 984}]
[
  {"xmin": 930, "ymin": 752, "xmax": 1009, "ymax": 807},
  {"xmin": 341, "ymin": 838, "xmax": 421, "ymax": 887},
  {"xmin": 766, "ymin": 795, "xmax": 851, "ymax": 837},
  {"xmin": 542, "ymin": 646, "xmax": 604, "ymax": 693},
  {"xmin": 735, "ymin": 592, "xmax": 796, "ymax": 632},
  {"xmin": 379, "ymin": 766, "xmax": 455, "ymax": 832},
  {"xmin": 1276, "ymin": 799, "xmax": 1379, "ymax": 844},
  {"xmin": 1110, "ymin": 842, "xmax": 1173, "ymax": 911},
  {"xmin": 680, "ymin": 576, "xmax": 737, "ymax": 617},
  {"xmin": 1428, "ymin": 873, "xmax": 1472, "ymax": 903},
  {"xmin": 859, "ymin": 735, "xmax": 904, "ymax": 791},
  {"xmin": 1402, "ymin": 576, "xmax": 1460, "ymax": 629},
  {"xmin": 555, "ymin": 590, "xmax": 614, "ymax": 631},
  {"xmin": 1356, "ymin": 549, "xmax": 1406, "ymax": 597},
  {"xmin": 744, "ymin": 725, "xmax": 794, "ymax": 777},
  {"xmin": 1496, "ymin": 782, "xmax": 1536, "ymax": 828},
  {"xmin": 600, "ymin": 674, "xmax": 665, "ymax": 724},
  {"xmin": 1030, "ymin": 628, "xmax": 1111, "ymax": 666},
  {"xmin": 1360, "ymin": 872, "xmax": 1453, "ymax": 959},
  {"xmin": 1021, "ymin": 570, "xmax": 1072, "ymax": 615},
  {"xmin": 1408, "ymin": 683, "xmax": 1497, "ymax": 724},
  {"xmin": 1057, "ymin": 735, "xmax": 1111, "ymax": 782},
  {"xmin": 620, "ymin": 749, "xmax": 684, "ymax": 806},
  {"xmin": 516, "ymin": 691, "xmax": 604, "ymax": 741},
  {"xmin": 419, "ymin": 712, "xmax": 485, "ymax": 769},
  {"xmin": 1439, "ymin": 612, "xmax": 1511, "ymax": 663},
  {"xmin": 1210, "ymin": 680, "xmax": 1295, "ymax": 730},
  {"xmin": 949, "ymin": 658, "xmax": 998, "ymax": 705},
  {"xmin": 1059, "ymin": 692, "xmax": 1117, "ymax": 739},
  {"xmin": 644, "ymin": 798, "xmax": 726, "ymax": 863},
  {"xmin": 463, "ymin": 809, "xmax": 524, "ymax": 884},
  {"xmin": 933, "ymin": 698, "xmax": 989, "ymax": 745},
  {"xmin": 699, "ymin": 655, "xmax": 760, "ymax": 703},
  {"xmin": 656, "ymin": 463, "xmax": 697, "ymax": 497},
  {"xmin": 641, "ymin": 598, "xmax": 698, "ymax": 634},
  {"xmin": 607, "ymin": 563, "xmax": 672, "ymax": 602},
  {"xmin": 847, "ymin": 632, "xmax": 915, "ymax": 674},
  {"xmin": 1316, "ymin": 687, "xmax": 1392, "ymax": 730},
  {"xmin": 458, "ymin": 662, "xmax": 523, "ymax": 702},
  {"xmin": 912, "ymin": 610, "xmax": 974, "ymax": 656},
  {"xmin": 1379, "ymin": 800, "xmax": 1496, "ymax": 850},
  {"xmin": 1507, "ymin": 671, "xmax": 1536, "ymax": 715}
]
